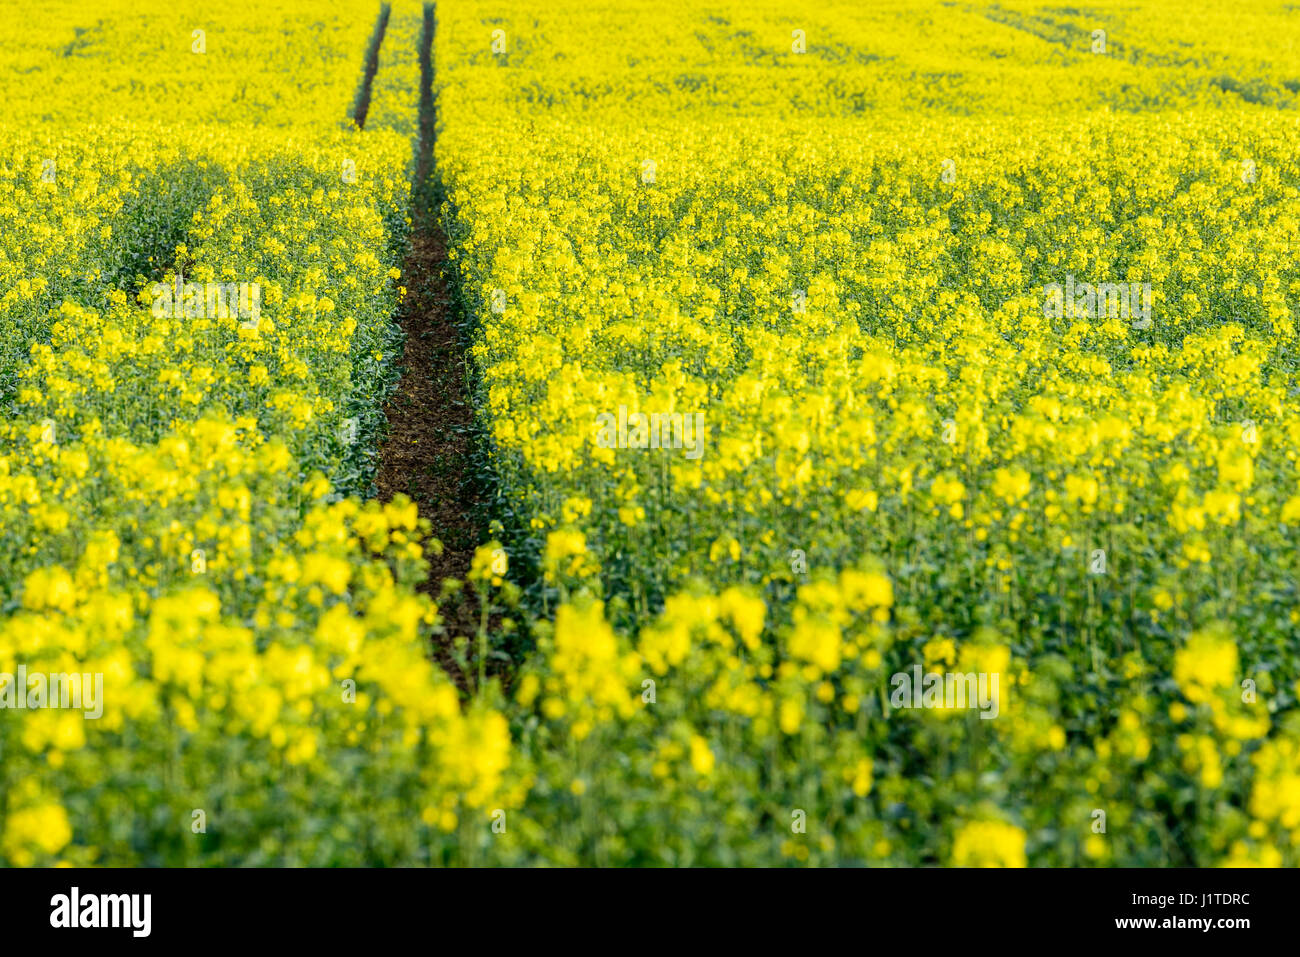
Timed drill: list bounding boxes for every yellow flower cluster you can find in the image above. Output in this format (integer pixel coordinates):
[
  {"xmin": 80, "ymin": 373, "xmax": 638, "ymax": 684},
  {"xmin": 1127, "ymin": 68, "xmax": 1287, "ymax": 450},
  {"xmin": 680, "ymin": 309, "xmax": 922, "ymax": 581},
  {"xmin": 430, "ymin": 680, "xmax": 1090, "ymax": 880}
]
[
  {"xmin": 434, "ymin": 0, "xmax": 1300, "ymax": 864},
  {"xmin": 7, "ymin": 0, "xmax": 1300, "ymax": 866},
  {"xmin": 951, "ymin": 820, "xmax": 1029, "ymax": 868},
  {"xmin": 0, "ymin": 0, "xmax": 516, "ymax": 866}
]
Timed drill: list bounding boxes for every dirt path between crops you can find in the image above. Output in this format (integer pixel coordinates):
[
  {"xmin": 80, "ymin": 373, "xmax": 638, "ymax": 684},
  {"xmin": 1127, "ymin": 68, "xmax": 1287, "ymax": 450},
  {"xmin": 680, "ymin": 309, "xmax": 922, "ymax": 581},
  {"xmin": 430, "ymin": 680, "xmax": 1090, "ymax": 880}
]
[
  {"xmin": 350, "ymin": 4, "xmax": 391, "ymax": 130},
  {"xmin": 374, "ymin": 4, "xmax": 485, "ymax": 690}
]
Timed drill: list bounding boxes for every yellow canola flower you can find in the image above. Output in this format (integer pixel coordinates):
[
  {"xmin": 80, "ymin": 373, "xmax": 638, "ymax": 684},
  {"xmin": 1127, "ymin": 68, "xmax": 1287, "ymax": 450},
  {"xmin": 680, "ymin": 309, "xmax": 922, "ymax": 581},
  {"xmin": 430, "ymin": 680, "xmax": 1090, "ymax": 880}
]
[
  {"xmin": 951, "ymin": 820, "xmax": 1028, "ymax": 868},
  {"xmin": 21, "ymin": 566, "xmax": 76, "ymax": 612},
  {"xmin": 1174, "ymin": 625, "xmax": 1239, "ymax": 704},
  {"xmin": 547, "ymin": 601, "xmax": 642, "ymax": 727},
  {"xmin": 2, "ymin": 803, "xmax": 72, "ymax": 866},
  {"xmin": 688, "ymin": 735, "xmax": 715, "ymax": 776}
]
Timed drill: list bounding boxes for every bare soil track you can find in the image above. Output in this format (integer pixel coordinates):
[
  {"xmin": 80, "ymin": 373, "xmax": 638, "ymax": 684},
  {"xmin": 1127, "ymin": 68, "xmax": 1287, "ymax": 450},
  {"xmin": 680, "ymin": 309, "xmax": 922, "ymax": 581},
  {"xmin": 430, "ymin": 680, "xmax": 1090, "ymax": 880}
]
[
  {"xmin": 375, "ymin": 4, "xmax": 488, "ymax": 690},
  {"xmin": 350, "ymin": 3, "xmax": 391, "ymax": 130}
]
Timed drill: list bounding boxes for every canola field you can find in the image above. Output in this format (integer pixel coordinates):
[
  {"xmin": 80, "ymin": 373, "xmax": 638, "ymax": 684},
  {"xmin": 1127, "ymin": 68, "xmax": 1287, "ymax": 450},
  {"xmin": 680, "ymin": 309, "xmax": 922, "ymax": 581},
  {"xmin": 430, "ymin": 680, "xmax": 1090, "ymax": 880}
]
[{"xmin": 2, "ymin": 0, "xmax": 1300, "ymax": 866}]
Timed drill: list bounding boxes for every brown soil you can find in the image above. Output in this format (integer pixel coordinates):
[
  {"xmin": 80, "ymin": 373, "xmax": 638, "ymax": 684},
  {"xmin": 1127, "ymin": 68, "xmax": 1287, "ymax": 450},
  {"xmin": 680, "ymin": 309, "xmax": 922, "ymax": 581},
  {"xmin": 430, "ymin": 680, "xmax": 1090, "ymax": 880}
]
[
  {"xmin": 375, "ymin": 4, "xmax": 486, "ymax": 691},
  {"xmin": 374, "ymin": 227, "xmax": 486, "ymax": 690},
  {"xmin": 350, "ymin": 4, "xmax": 390, "ymax": 131}
]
